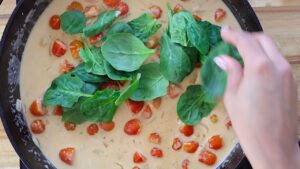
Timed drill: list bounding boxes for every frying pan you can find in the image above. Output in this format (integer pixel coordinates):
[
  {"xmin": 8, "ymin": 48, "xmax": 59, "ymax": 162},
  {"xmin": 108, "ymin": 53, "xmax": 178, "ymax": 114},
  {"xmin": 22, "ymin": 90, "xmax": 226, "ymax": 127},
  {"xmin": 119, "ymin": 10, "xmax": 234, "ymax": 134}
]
[{"xmin": 0, "ymin": 0, "xmax": 262, "ymax": 168}]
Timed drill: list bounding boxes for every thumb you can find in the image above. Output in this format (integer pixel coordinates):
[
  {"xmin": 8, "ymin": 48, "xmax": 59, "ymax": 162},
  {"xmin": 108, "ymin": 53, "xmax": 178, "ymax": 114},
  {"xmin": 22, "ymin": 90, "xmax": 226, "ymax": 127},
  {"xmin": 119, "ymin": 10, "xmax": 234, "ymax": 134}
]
[{"xmin": 214, "ymin": 55, "xmax": 243, "ymax": 93}]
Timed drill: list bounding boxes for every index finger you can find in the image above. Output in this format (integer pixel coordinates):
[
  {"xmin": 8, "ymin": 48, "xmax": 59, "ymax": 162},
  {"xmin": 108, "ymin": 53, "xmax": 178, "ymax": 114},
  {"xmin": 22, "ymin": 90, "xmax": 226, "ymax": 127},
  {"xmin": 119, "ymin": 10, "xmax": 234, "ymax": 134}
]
[{"xmin": 221, "ymin": 27, "xmax": 271, "ymax": 68}]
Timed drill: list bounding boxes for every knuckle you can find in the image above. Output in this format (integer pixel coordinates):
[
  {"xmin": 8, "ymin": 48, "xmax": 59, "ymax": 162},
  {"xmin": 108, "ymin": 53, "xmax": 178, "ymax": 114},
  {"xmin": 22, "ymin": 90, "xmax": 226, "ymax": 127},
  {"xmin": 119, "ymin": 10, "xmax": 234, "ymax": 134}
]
[{"xmin": 254, "ymin": 58, "xmax": 271, "ymax": 73}]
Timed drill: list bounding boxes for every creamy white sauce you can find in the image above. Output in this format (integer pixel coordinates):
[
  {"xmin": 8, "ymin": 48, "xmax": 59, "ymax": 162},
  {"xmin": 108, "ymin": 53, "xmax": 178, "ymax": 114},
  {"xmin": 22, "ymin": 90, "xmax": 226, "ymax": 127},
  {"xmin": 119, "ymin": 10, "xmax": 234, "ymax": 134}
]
[{"xmin": 20, "ymin": 0, "xmax": 242, "ymax": 168}]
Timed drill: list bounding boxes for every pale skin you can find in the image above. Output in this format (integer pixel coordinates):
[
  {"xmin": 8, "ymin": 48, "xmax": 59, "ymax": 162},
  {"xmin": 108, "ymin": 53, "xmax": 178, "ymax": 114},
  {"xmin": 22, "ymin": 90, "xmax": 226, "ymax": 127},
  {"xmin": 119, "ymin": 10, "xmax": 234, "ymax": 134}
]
[{"xmin": 214, "ymin": 27, "xmax": 300, "ymax": 169}]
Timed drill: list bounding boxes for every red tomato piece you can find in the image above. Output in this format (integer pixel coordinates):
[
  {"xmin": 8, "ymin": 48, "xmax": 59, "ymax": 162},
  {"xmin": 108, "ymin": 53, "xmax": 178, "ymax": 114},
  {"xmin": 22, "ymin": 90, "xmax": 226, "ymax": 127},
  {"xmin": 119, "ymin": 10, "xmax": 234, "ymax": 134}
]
[
  {"xmin": 59, "ymin": 147, "xmax": 76, "ymax": 165},
  {"xmin": 173, "ymin": 4, "xmax": 184, "ymax": 14},
  {"xmin": 52, "ymin": 39, "xmax": 67, "ymax": 57},
  {"xmin": 84, "ymin": 5, "xmax": 101, "ymax": 18},
  {"xmin": 208, "ymin": 135, "xmax": 223, "ymax": 150},
  {"xmin": 127, "ymin": 99, "xmax": 144, "ymax": 114},
  {"xmin": 195, "ymin": 62, "xmax": 201, "ymax": 68},
  {"xmin": 64, "ymin": 121, "xmax": 76, "ymax": 131},
  {"xmin": 193, "ymin": 14, "xmax": 202, "ymax": 21},
  {"xmin": 142, "ymin": 105, "xmax": 152, "ymax": 119},
  {"xmin": 168, "ymin": 84, "xmax": 182, "ymax": 99},
  {"xmin": 69, "ymin": 40, "xmax": 84, "ymax": 59},
  {"xmin": 215, "ymin": 8, "xmax": 226, "ymax": 22},
  {"xmin": 100, "ymin": 80, "xmax": 120, "ymax": 90},
  {"xmin": 30, "ymin": 99, "xmax": 45, "ymax": 116},
  {"xmin": 103, "ymin": 0, "xmax": 120, "ymax": 8},
  {"xmin": 152, "ymin": 97, "xmax": 162, "ymax": 109},
  {"xmin": 225, "ymin": 117, "xmax": 232, "ymax": 129},
  {"xmin": 149, "ymin": 5, "xmax": 162, "ymax": 19},
  {"xmin": 149, "ymin": 132, "xmax": 161, "ymax": 144},
  {"xmin": 118, "ymin": 80, "xmax": 127, "ymax": 86},
  {"xmin": 49, "ymin": 15, "xmax": 60, "ymax": 30},
  {"xmin": 145, "ymin": 36, "xmax": 159, "ymax": 49},
  {"xmin": 100, "ymin": 121, "xmax": 115, "ymax": 132},
  {"xmin": 31, "ymin": 119, "xmax": 46, "ymax": 134},
  {"xmin": 172, "ymin": 137, "xmax": 183, "ymax": 151},
  {"xmin": 60, "ymin": 60, "xmax": 75, "ymax": 73},
  {"xmin": 115, "ymin": 2, "xmax": 129, "ymax": 16},
  {"xmin": 89, "ymin": 33, "xmax": 103, "ymax": 44},
  {"xmin": 133, "ymin": 152, "xmax": 146, "ymax": 163},
  {"xmin": 182, "ymin": 141, "xmax": 199, "ymax": 153},
  {"xmin": 179, "ymin": 125, "xmax": 194, "ymax": 137},
  {"xmin": 87, "ymin": 123, "xmax": 99, "ymax": 135},
  {"xmin": 67, "ymin": 1, "xmax": 84, "ymax": 12},
  {"xmin": 182, "ymin": 159, "xmax": 190, "ymax": 169},
  {"xmin": 198, "ymin": 150, "xmax": 217, "ymax": 166},
  {"xmin": 53, "ymin": 106, "xmax": 63, "ymax": 116},
  {"xmin": 150, "ymin": 147, "xmax": 163, "ymax": 158},
  {"xmin": 124, "ymin": 119, "xmax": 141, "ymax": 135}
]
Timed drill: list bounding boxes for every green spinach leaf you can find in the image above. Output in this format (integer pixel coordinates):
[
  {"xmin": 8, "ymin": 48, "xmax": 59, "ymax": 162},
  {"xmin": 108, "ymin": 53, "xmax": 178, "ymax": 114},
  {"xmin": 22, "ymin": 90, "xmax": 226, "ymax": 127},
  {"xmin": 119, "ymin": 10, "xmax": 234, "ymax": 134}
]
[
  {"xmin": 80, "ymin": 39, "xmax": 106, "ymax": 75},
  {"xmin": 83, "ymin": 10, "xmax": 120, "ymax": 37},
  {"xmin": 102, "ymin": 33, "xmax": 155, "ymax": 72},
  {"xmin": 160, "ymin": 32, "xmax": 192, "ymax": 83},
  {"xmin": 187, "ymin": 20, "xmax": 209, "ymax": 55},
  {"xmin": 60, "ymin": 10, "xmax": 86, "ymax": 34},
  {"xmin": 130, "ymin": 62, "xmax": 169, "ymax": 101},
  {"xmin": 200, "ymin": 21, "xmax": 222, "ymax": 47},
  {"xmin": 201, "ymin": 42, "xmax": 243, "ymax": 97},
  {"xmin": 62, "ymin": 98, "xmax": 89, "ymax": 124},
  {"xmin": 177, "ymin": 85, "xmax": 216, "ymax": 125},
  {"xmin": 128, "ymin": 13, "xmax": 162, "ymax": 42},
  {"xmin": 69, "ymin": 64, "xmax": 108, "ymax": 83},
  {"xmin": 80, "ymin": 89, "xmax": 120, "ymax": 122},
  {"xmin": 43, "ymin": 73, "xmax": 92, "ymax": 108},
  {"xmin": 115, "ymin": 73, "xmax": 141, "ymax": 106},
  {"xmin": 103, "ymin": 60, "xmax": 135, "ymax": 81},
  {"xmin": 102, "ymin": 22, "xmax": 133, "ymax": 41}
]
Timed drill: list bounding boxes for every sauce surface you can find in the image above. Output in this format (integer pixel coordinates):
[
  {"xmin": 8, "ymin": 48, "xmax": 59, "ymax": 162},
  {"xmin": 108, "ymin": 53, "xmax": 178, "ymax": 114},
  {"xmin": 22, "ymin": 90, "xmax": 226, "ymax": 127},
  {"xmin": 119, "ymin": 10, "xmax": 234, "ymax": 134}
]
[{"xmin": 20, "ymin": 0, "xmax": 241, "ymax": 168}]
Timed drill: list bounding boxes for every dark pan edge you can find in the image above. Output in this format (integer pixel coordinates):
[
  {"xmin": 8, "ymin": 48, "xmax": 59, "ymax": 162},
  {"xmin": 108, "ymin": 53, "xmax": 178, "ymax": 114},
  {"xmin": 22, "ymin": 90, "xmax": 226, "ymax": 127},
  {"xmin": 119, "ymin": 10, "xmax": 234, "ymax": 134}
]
[{"xmin": 0, "ymin": 0, "xmax": 56, "ymax": 169}]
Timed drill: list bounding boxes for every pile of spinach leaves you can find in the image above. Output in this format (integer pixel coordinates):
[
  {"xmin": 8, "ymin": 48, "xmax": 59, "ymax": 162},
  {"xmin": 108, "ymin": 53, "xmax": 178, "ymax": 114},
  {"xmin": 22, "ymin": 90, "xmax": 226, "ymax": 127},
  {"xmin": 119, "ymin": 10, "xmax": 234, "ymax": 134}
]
[
  {"xmin": 43, "ymin": 10, "xmax": 166, "ymax": 124},
  {"xmin": 159, "ymin": 5, "xmax": 243, "ymax": 125}
]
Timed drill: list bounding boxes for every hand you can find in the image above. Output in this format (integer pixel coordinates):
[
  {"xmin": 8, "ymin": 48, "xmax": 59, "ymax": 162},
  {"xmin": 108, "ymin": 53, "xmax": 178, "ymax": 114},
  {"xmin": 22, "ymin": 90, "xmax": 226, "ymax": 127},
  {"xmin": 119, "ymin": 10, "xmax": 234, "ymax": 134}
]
[{"xmin": 214, "ymin": 27, "xmax": 300, "ymax": 169}]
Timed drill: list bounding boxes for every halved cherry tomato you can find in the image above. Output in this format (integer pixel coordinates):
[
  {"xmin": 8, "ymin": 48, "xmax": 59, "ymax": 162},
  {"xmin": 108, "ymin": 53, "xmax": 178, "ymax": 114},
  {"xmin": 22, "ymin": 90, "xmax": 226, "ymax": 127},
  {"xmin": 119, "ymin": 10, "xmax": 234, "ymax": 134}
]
[
  {"xmin": 149, "ymin": 132, "xmax": 161, "ymax": 144},
  {"xmin": 30, "ymin": 99, "xmax": 45, "ymax": 116},
  {"xmin": 103, "ymin": 0, "xmax": 120, "ymax": 8},
  {"xmin": 145, "ymin": 36, "xmax": 159, "ymax": 49},
  {"xmin": 31, "ymin": 119, "xmax": 46, "ymax": 134},
  {"xmin": 208, "ymin": 135, "xmax": 223, "ymax": 150},
  {"xmin": 215, "ymin": 8, "xmax": 226, "ymax": 22},
  {"xmin": 210, "ymin": 114, "xmax": 218, "ymax": 123},
  {"xmin": 59, "ymin": 147, "xmax": 75, "ymax": 165},
  {"xmin": 52, "ymin": 39, "xmax": 67, "ymax": 57},
  {"xmin": 124, "ymin": 119, "xmax": 141, "ymax": 135},
  {"xmin": 84, "ymin": 5, "xmax": 101, "ymax": 18},
  {"xmin": 152, "ymin": 97, "xmax": 162, "ymax": 109},
  {"xmin": 60, "ymin": 60, "xmax": 75, "ymax": 73},
  {"xmin": 64, "ymin": 121, "xmax": 76, "ymax": 131},
  {"xmin": 142, "ymin": 105, "xmax": 152, "ymax": 119},
  {"xmin": 195, "ymin": 62, "xmax": 201, "ymax": 68},
  {"xmin": 127, "ymin": 99, "xmax": 144, "ymax": 114},
  {"xmin": 133, "ymin": 152, "xmax": 146, "ymax": 163},
  {"xmin": 179, "ymin": 125, "xmax": 194, "ymax": 137},
  {"xmin": 67, "ymin": 1, "xmax": 84, "ymax": 12},
  {"xmin": 168, "ymin": 84, "xmax": 182, "ymax": 99},
  {"xmin": 173, "ymin": 4, "xmax": 184, "ymax": 14},
  {"xmin": 132, "ymin": 167, "xmax": 140, "ymax": 169},
  {"xmin": 182, "ymin": 141, "xmax": 199, "ymax": 153},
  {"xmin": 149, "ymin": 5, "xmax": 162, "ymax": 19},
  {"xmin": 198, "ymin": 150, "xmax": 217, "ymax": 166},
  {"xmin": 182, "ymin": 159, "xmax": 190, "ymax": 169},
  {"xmin": 115, "ymin": 2, "xmax": 129, "ymax": 16},
  {"xmin": 100, "ymin": 121, "xmax": 115, "ymax": 132},
  {"xmin": 100, "ymin": 80, "xmax": 120, "ymax": 90},
  {"xmin": 87, "ymin": 123, "xmax": 99, "ymax": 135},
  {"xmin": 89, "ymin": 33, "xmax": 103, "ymax": 44},
  {"xmin": 49, "ymin": 15, "xmax": 60, "ymax": 30},
  {"xmin": 172, "ymin": 137, "xmax": 183, "ymax": 151},
  {"xmin": 69, "ymin": 40, "xmax": 84, "ymax": 59},
  {"xmin": 53, "ymin": 106, "xmax": 63, "ymax": 116},
  {"xmin": 150, "ymin": 147, "xmax": 163, "ymax": 158},
  {"xmin": 225, "ymin": 117, "xmax": 232, "ymax": 129},
  {"xmin": 193, "ymin": 14, "xmax": 202, "ymax": 21}
]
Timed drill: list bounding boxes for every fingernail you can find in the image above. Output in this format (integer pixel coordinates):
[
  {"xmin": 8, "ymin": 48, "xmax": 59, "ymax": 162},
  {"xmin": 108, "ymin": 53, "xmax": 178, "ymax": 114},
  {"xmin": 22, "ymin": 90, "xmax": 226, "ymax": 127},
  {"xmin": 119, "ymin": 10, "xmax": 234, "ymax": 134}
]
[
  {"xmin": 221, "ymin": 25, "xmax": 230, "ymax": 33},
  {"xmin": 214, "ymin": 56, "xmax": 227, "ymax": 70}
]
